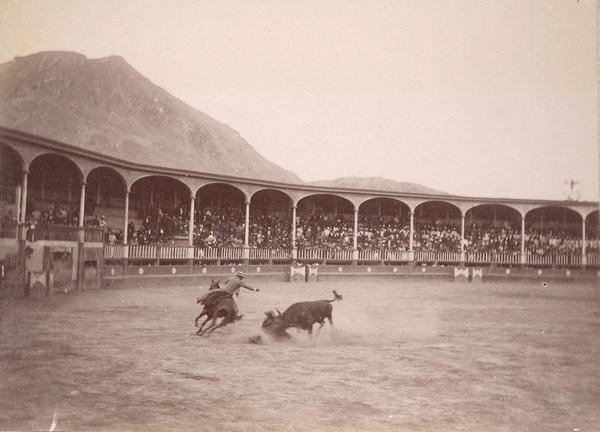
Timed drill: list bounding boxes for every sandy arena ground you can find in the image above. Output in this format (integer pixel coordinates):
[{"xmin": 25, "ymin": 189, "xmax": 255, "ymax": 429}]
[{"xmin": 1, "ymin": 278, "xmax": 599, "ymax": 432}]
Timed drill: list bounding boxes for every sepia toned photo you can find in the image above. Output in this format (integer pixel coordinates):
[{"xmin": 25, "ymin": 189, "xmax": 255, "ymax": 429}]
[{"xmin": 0, "ymin": 1, "xmax": 599, "ymax": 431}]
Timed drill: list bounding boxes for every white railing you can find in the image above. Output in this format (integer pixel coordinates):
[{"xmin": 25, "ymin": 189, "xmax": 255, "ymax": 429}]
[
  {"xmin": 359, "ymin": 249, "xmax": 383, "ymax": 261},
  {"xmin": 219, "ymin": 247, "xmax": 244, "ymax": 260},
  {"xmin": 195, "ymin": 247, "xmax": 220, "ymax": 260},
  {"xmin": 359, "ymin": 249, "xmax": 409, "ymax": 261},
  {"xmin": 129, "ymin": 244, "xmax": 157, "ymax": 260},
  {"xmin": 102, "ymin": 246, "xmax": 599, "ymax": 267},
  {"xmin": 159, "ymin": 245, "xmax": 190, "ymax": 260},
  {"xmin": 297, "ymin": 249, "xmax": 353, "ymax": 261},
  {"xmin": 466, "ymin": 253, "xmax": 520, "ymax": 264},
  {"xmin": 326, "ymin": 249, "xmax": 353, "ymax": 261},
  {"xmin": 415, "ymin": 251, "xmax": 462, "ymax": 262},
  {"xmin": 104, "ymin": 244, "xmax": 125, "ymax": 259},
  {"xmin": 495, "ymin": 253, "xmax": 521, "ymax": 264},
  {"xmin": 297, "ymin": 249, "xmax": 326, "ymax": 260},
  {"xmin": 249, "ymin": 248, "xmax": 291, "ymax": 260},
  {"xmin": 384, "ymin": 250, "xmax": 410, "ymax": 262},
  {"xmin": 526, "ymin": 254, "xmax": 553, "ymax": 266},
  {"xmin": 466, "ymin": 252, "xmax": 491, "ymax": 263},
  {"xmin": 553, "ymin": 254, "xmax": 582, "ymax": 266}
]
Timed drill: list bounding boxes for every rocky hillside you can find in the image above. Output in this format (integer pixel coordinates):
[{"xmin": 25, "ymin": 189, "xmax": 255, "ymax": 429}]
[
  {"xmin": 308, "ymin": 177, "xmax": 448, "ymax": 195},
  {"xmin": 0, "ymin": 51, "xmax": 301, "ymax": 183},
  {"xmin": 0, "ymin": 52, "xmax": 449, "ymax": 195}
]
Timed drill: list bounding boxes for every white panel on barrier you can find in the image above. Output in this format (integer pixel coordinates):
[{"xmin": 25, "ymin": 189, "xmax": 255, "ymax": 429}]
[
  {"xmin": 307, "ymin": 264, "xmax": 318, "ymax": 282},
  {"xmin": 471, "ymin": 268, "xmax": 483, "ymax": 283},
  {"xmin": 454, "ymin": 267, "xmax": 469, "ymax": 282},
  {"xmin": 290, "ymin": 265, "xmax": 306, "ymax": 282}
]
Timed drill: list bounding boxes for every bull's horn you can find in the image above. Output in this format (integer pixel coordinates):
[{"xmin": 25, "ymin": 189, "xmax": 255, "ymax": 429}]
[{"xmin": 276, "ymin": 308, "xmax": 282, "ymax": 316}]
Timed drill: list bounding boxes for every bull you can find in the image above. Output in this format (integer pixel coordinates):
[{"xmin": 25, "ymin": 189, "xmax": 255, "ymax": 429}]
[{"xmin": 261, "ymin": 290, "xmax": 343, "ymax": 339}]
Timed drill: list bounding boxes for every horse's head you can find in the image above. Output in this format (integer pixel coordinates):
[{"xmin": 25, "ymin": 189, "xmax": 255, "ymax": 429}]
[{"xmin": 209, "ymin": 279, "xmax": 221, "ymax": 291}]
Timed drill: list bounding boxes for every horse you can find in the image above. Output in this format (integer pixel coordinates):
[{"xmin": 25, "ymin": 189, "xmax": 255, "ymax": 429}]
[{"xmin": 194, "ymin": 280, "xmax": 242, "ymax": 335}]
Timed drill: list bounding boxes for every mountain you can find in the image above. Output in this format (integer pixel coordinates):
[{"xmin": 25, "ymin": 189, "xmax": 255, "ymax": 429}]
[
  {"xmin": 308, "ymin": 177, "xmax": 448, "ymax": 195},
  {"xmin": 0, "ymin": 51, "xmax": 301, "ymax": 183}
]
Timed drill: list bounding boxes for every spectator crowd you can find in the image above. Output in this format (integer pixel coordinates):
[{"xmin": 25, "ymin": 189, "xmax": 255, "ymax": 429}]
[{"xmin": 8, "ymin": 199, "xmax": 599, "ymax": 257}]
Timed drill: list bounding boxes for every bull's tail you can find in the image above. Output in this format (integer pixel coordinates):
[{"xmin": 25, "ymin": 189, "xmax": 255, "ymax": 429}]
[{"xmin": 329, "ymin": 290, "xmax": 343, "ymax": 302}]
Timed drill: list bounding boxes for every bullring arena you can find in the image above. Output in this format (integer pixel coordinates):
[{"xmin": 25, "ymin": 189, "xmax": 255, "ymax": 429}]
[{"xmin": 1, "ymin": 126, "xmax": 599, "ymax": 431}]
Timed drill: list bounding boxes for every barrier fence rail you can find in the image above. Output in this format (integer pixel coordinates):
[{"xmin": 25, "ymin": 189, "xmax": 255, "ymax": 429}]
[
  {"xmin": 358, "ymin": 249, "xmax": 410, "ymax": 262},
  {"xmin": 101, "ymin": 244, "xmax": 600, "ymax": 268},
  {"xmin": 466, "ymin": 253, "xmax": 521, "ymax": 265},
  {"xmin": 84, "ymin": 227, "xmax": 104, "ymax": 243},
  {"xmin": 415, "ymin": 251, "xmax": 462, "ymax": 263},
  {"xmin": 194, "ymin": 247, "xmax": 243, "ymax": 261},
  {"xmin": 32, "ymin": 224, "xmax": 80, "ymax": 241},
  {"xmin": 249, "ymin": 248, "xmax": 292, "ymax": 260},
  {"xmin": 0, "ymin": 221, "xmax": 18, "ymax": 239}
]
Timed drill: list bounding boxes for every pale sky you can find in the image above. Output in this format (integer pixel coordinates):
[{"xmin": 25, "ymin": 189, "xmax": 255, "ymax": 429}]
[{"xmin": 0, "ymin": 0, "xmax": 598, "ymax": 201}]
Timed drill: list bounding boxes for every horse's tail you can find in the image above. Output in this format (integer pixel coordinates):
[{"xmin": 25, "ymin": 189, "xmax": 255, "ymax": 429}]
[{"xmin": 328, "ymin": 290, "xmax": 343, "ymax": 302}]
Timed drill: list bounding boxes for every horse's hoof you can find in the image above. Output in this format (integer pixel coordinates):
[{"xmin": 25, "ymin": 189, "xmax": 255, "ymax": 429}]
[{"xmin": 235, "ymin": 314, "xmax": 244, "ymax": 321}]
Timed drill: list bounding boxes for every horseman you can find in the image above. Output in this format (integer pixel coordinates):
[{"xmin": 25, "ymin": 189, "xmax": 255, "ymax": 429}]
[
  {"xmin": 221, "ymin": 271, "xmax": 260, "ymax": 297},
  {"xmin": 196, "ymin": 271, "xmax": 259, "ymax": 322}
]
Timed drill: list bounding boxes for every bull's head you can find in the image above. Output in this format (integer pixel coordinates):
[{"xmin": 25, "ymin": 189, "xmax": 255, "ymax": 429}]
[
  {"xmin": 261, "ymin": 311, "xmax": 276, "ymax": 329},
  {"xmin": 261, "ymin": 311, "xmax": 290, "ymax": 339}
]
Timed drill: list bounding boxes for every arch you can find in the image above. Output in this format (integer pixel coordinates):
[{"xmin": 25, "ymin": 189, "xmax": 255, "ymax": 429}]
[
  {"xmin": 0, "ymin": 144, "xmax": 25, "ymax": 220},
  {"xmin": 296, "ymin": 193, "xmax": 355, "ymax": 215},
  {"xmin": 249, "ymin": 188, "xmax": 293, "ymax": 206},
  {"xmin": 465, "ymin": 204, "xmax": 522, "ymax": 227},
  {"xmin": 412, "ymin": 198, "xmax": 463, "ymax": 214},
  {"xmin": 250, "ymin": 189, "xmax": 293, "ymax": 211},
  {"xmin": 585, "ymin": 210, "xmax": 598, "ymax": 239},
  {"xmin": 26, "ymin": 153, "xmax": 85, "ymax": 225},
  {"xmin": 356, "ymin": 197, "xmax": 412, "ymax": 251},
  {"xmin": 356, "ymin": 196, "xmax": 411, "ymax": 212},
  {"xmin": 194, "ymin": 183, "xmax": 247, "ymax": 248},
  {"xmin": 86, "ymin": 166, "xmax": 128, "ymax": 192},
  {"xmin": 413, "ymin": 200, "xmax": 462, "ymax": 252},
  {"xmin": 462, "ymin": 201, "xmax": 523, "ymax": 218},
  {"xmin": 294, "ymin": 192, "xmax": 356, "ymax": 209},
  {"xmin": 195, "ymin": 182, "xmax": 246, "ymax": 207},
  {"xmin": 295, "ymin": 193, "xmax": 355, "ymax": 249},
  {"xmin": 0, "ymin": 143, "xmax": 25, "ymax": 179},
  {"xmin": 463, "ymin": 204, "xmax": 523, "ymax": 255},
  {"xmin": 414, "ymin": 200, "xmax": 462, "ymax": 220},
  {"xmin": 525, "ymin": 206, "xmax": 583, "ymax": 229},
  {"xmin": 195, "ymin": 182, "xmax": 248, "ymax": 203},
  {"xmin": 127, "ymin": 175, "xmax": 193, "ymax": 243},
  {"xmin": 249, "ymin": 189, "xmax": 293, "ymax": 248},
  {"xmin": 130, "ymin": 175, "xmax": 192, "ymax": 209},
  {"xmin": 85, "ymin": 166, "xmax": 129, "ymax": 227},
  {"xmin": 29, "ymin": 152, "xmax": 84, "ymax": 180},
  {"xmin": 358, "ymin": 197, "xmax": 411, "ymax": 215},
  {"xmin": 524, "ymin": 206, "xmax": 584, "ymax": 256}
]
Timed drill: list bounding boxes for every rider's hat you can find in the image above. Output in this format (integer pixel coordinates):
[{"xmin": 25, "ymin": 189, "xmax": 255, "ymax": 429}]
[{"xmin": 236, "ymin": 271, "xmax": 246, "ymax": 278}]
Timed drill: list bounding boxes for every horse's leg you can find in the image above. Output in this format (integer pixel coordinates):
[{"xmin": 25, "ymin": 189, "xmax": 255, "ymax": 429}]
[
  {"xmin": 196, "ymin": 315, "xmax": 212, "ymax": 334},
  {"xmin": 202, "ymin": 314, "xmax": 221, "ymax": 335},
  {"xmin": 206, "ymin": 314, "xmax": 235, "ymax": 334},
  {"xmin": 194, "ymin": 309, "xmax": 207, "ymax": 327}
]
